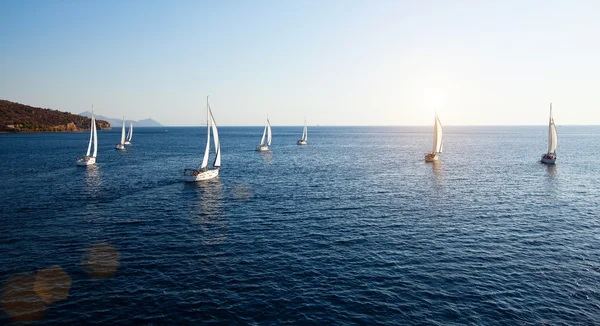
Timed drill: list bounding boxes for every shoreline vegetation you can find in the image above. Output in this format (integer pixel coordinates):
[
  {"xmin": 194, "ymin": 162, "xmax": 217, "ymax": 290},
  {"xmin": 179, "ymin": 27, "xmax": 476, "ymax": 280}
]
[{"xmin": 0, "ymin": 99, "xmax": 111, "ymax": 133}]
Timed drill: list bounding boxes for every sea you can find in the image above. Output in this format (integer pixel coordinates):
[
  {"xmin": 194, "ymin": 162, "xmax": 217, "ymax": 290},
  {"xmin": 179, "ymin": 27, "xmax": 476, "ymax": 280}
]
[{"xmin": 0, "ymin": 126, "xmax": 599, "ymax": 325}]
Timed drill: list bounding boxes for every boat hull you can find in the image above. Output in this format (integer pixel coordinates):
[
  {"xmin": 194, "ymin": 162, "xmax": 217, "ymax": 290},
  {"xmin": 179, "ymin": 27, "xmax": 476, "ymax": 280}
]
[
  {"xmin": 124, "ymin": 141, "xmax": 131, "ymax": 145},
  {"xmin": 184, "ymin": 168, "xmax": 219, "ymax": 182},
  {"xmin": 76, "ymin": 156, "xmax": 96, "ymax": 166},
  {"xmin": 425, "ymin": 153, "xmax": 439, "ymax": 162},
  {"xmin": 297, "ymin": 140, "xmax": 307, "ymax": 145},
  {"xmin": 256, "ymin": 145, "xmax": 269, "ymax": 151},
  {"xmin": 541, "ymin": 154, "xmax": 556, "ymax": 164},
  {"xmin": 116, "ymin": 144, "xmax": 125, "ymax": 150}
]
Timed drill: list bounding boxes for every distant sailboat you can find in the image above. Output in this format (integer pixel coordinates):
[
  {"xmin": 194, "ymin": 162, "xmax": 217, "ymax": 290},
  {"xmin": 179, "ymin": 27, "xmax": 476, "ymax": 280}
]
[
  {"xmin": 297, "ymin": 119, "xmax": 307, "ymax": 145},
  {"xmin": 115, "ymin": 117, "xmax": 126, "ymax": 150},
  {"xmin": 124, "ymin": 122, "xmax": 133, "ymax": 145},
  {"xmin": 541, "ymin": 103, "xmax": 557, "ymax": 164},
  {"xmin": 184, "ymin": 96, "xmax": 221, "ymax": 181},
  {"xmin": 425, "ymin": 114, "xmax": 443, "ymax": 162},
  {"xmin": 76, "ymin": 106, "xmax": 98, "ymax": 166},
  {"xmin": 256, "ymin": 118, "xmax": 272, "ymax": 151}
]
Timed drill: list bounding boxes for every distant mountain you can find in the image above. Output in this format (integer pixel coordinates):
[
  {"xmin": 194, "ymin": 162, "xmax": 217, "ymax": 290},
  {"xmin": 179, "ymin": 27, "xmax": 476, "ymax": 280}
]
[
  {"xmin": 0, "ymin": 99, "xmax": 111, "ymax": 132},
  {"xmin": 79, "ymin": 112, "xmax": 163, "ymax": 127}
]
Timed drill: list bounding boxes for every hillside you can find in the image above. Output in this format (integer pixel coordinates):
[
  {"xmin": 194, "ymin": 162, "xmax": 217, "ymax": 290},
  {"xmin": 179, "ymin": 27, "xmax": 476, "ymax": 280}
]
[
  {"xmin": 79, "ymin": 111, "xmax": 163, "ymax": 127},
  {"xmin": 0, "ymin": 100, "xmax": 111, "ymax": 132}
]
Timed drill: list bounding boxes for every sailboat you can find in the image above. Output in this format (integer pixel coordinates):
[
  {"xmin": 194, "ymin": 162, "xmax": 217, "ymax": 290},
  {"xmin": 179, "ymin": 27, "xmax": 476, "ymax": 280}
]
[
  {"xmin": 184, "ymin": 97, "xmax": 221, "ymax": 182},
  {"xmin": 76, "ymin": 106, "xmax": 98, "ymax": 166},
  {"xmin": 541, "ymin": 103, "xmax": 558, "ymax": 164},
  {"xmin": 425, "ymin": 114, "xmax": 443, "ymax": 162},
  {"xmin": 256, "ymin": 118, "xmax": 272, "ymax": 151},
  {"xmin": 124, "ymin": 122, "xmax": 133, "ymax": 145},
  {"xmin": 115, "ymin": 117, "xmax": 126, "ymax": 150},
  {"xmin": 297, "ymin": 118, "xmax": 307, "ymax": 145}
]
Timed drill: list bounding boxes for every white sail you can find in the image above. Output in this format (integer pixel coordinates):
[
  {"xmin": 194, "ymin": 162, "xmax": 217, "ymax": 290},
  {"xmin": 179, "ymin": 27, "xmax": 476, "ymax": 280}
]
[
  {"xmin": 433, "ymin": 115, "xmax": 443, "ymax": 153},
  {"xmin": 86, "ymin": 107, "xmax": 94, "ymax": 156},
  {"xmin": 120, "ymin": 118, "xmax": 126, "ymax": 144},
  {"xmin": 92, "ymin": 114, "xmax": 98, "ymax": 157},
  {"xmin": 302, "ymin": 119, "xmax": 308, "ymax": 141},
  {"xmin": 267, "ymin": 118, "xmax": 272, "ymax": 146},
  {"xmin": 260, "ymin": 123, "xmax": 267, "ymax": 146},
  {"xmin": 210, "ymin": 106, "xmax": 221, "ymax": 168},
  {"xmin": 548, "ymin": 104, "xmax": 557, "ymax": 154},
  {"xmin": 126, "ymin": 122, "xmax": 133, "ymax": 142},
  {"xmin": 200, "ymin": 97, "xmax": 211, "ymax": 170}
]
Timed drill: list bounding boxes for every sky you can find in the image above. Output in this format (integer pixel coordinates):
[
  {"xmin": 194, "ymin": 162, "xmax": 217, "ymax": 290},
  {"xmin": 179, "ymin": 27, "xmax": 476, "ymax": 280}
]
[{"xmin": 1, "ymin": 0, "xmax": 599, "ymax": 126}]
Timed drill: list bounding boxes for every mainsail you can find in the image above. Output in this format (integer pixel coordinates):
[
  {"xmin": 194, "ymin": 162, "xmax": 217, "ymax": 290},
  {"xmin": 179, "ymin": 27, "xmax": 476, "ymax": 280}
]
[
  {"xmin": 86, "ymin": 108, "xmax": 94, "ymax": 156},
  {"xmin": 302, "ymin": 119, "xmax": 307, "ymax": 141},
  {"xmin": 433, "ymin": 115, "xmax": 443, "ymax": 153},
  {"xmin": 266, "ymin": 119, "xmax": 272, "ymax": 146},
  {"xmin": 210, "ymin": 106, "xmax": 221, "ymax": 168},
  {"xmin": 547, "ymin": 104, "xmax": 557, "ymax": 154},
  {"xmin": 120, "ymin": 118, "xmax": 126, "ymax": 145}
]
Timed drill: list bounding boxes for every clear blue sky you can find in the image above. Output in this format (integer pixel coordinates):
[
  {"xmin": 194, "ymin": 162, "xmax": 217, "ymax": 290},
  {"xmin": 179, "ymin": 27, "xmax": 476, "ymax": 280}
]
[{"xmin": 1, "ymin": 0, "xmax": 599, "ymax": 126}]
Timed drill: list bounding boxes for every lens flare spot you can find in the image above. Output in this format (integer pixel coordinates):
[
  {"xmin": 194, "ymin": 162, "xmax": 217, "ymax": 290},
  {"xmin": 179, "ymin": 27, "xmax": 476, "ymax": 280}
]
[
  {"xmin": 82, "ymin": 243, "xmax": 121, "ymax": 279},
  {"xmin": 34, "ymin": 266, "xmax": 72, "ymax": 304},
  {"xmin": 2, "ymin": 274, "xmax": 46, "ymax": 322}
]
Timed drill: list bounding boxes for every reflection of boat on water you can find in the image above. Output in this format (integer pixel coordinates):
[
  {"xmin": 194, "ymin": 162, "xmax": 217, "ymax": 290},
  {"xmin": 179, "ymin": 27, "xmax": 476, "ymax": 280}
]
[
  {"xmin": 545, "ymin": 164, "xmax": 557, "ymax": 178},
  {"xmin": 188, "ymin": 178, "xmax": 227, "ymax": 245},
  {"xmin": 84, "ymin": 164, "xmax": 102, "ymax": 195},
  {"xmin": 431, "ymin": 160, "xmax": 444, "ymax": 186},
  {"xmin": 260, "ymin": 150, "xmax": 272, "ymax": 164}
]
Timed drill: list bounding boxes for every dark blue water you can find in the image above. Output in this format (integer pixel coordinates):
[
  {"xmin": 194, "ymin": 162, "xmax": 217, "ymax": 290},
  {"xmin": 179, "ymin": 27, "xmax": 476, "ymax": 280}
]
[{"xmin": 1, "ymin": 126, "xmax": 599, "ymax": 324}]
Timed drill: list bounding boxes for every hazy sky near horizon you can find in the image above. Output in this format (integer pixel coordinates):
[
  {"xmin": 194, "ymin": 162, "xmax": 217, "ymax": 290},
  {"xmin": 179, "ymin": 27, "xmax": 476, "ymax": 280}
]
[{"xmin": 1, "ymin": 1, "xmax": 599, "ymax": 126}]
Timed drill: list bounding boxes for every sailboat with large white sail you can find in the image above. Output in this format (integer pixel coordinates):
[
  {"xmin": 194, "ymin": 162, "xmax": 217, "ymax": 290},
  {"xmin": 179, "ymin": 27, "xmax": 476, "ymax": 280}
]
[
  {"xmin": 425, "ymin": 114, "xmax": 443, "ymax": 162},
  {"xmin": 115, "ymin": 117, "xmax": 126, "ymax": 150},
  {"xmin": 297, "ymin": 118, "xmax": 307, "ymax": 145},
  {"xmin": 541, "ymin": 103, "xmax": 558, "ymax": 164},
  {"xmin": 256, "ymin": 118, "xmax": 272, "ymax": 151},
  {"xmin": 184, "ymin": 97, "xmax": 221, "ymax": 181},
  {"xmin": 124, "ymin": 122, "xmax": 133, "ymax": 145},
  {"xmin": 76, "ymin": 106, "xmax": 98, "ymax": 166}
]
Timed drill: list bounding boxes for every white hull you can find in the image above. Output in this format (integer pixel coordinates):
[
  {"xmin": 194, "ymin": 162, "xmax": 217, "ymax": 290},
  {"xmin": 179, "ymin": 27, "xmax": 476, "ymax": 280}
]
[
  {"xmin": 425, "ymin": 153, "xmax": 439, "ymax": 162},
  {"xmin": 116, "ymin": 144, "xmax": 125, "ymax": 150},
  {"xmin": 297, "ymin": 140, "xmax": 307, "ymax": 145},
  {"xmin": 124, "ymin": 141, "xmax": 131, "ymax": 145},
  {"xmin": 541, "ymin": 154, "xmax": 556, "ymax": 164},
  {"xmin": 76, "ymin": 156, "xmax": 96, "ymax": 166},
  {"xmin": 256, "ymin": 145, "xmax": 269, "ymax": 151},
  {"xmin": 184, "ymin": 168, "xmax": 219, "ymax": 182}
]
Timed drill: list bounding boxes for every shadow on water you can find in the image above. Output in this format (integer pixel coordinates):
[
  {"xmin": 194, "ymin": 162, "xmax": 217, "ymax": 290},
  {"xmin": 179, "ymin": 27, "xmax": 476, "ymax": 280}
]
[{"xmin": 187, "ymin": 178, "xmax": 227, "ymax": 245}]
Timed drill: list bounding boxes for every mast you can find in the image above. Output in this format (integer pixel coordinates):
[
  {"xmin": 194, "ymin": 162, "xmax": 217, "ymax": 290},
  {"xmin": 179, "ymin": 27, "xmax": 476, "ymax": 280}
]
[{"xmin": 201, "ymin": 96, "xmax": 211, "ymax": 169}]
